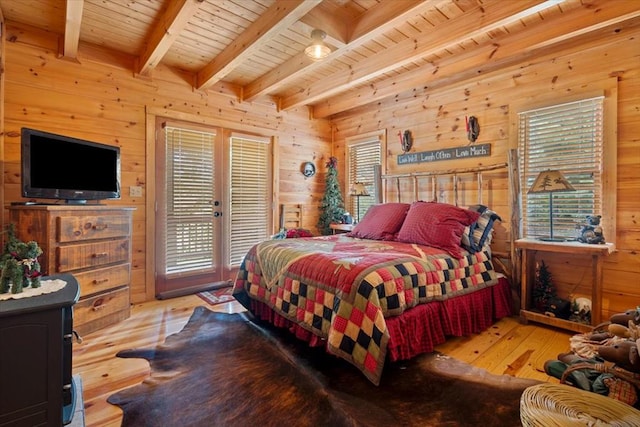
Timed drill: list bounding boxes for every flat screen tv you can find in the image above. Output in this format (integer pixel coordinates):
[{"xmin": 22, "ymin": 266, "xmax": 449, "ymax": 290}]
[{"xmin": 21, "ymin": 127, "xmax": 121, "ymax": 204}]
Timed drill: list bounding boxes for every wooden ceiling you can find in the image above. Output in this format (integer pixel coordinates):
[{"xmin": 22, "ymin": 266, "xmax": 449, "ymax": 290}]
[{"xmin": 1, "ymin": 0, "xmax": 639, "ymax": 119}]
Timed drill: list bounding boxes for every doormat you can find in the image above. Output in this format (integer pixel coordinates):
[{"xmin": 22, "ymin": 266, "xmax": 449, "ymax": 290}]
[{"xmin": 196, "ymin": 286, "xmax": 234, "ymax": 306}]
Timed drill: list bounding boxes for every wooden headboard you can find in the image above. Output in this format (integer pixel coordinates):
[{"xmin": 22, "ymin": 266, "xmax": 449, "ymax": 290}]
[
  {"xmin": 280, "ymin": 204, "xmax": 303, "ymax": 230},
  {"xmin": 373, "ymin": 149, "xmax": 521, "ymax": 284}
]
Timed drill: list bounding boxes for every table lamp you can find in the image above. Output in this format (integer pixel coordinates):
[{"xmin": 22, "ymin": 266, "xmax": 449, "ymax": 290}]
[
  {"xmin": 351, "ymin": 182, "xmax": 370, "ymax": 223},
  {"xmin": 527, "ymin": 169, "xmax": 576, "ymax": 241}
]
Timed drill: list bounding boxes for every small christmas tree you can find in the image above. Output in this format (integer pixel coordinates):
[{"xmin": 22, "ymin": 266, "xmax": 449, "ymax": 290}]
[
  {"xmin": 317, "ymin": 156, "xmax": 345, "ymax": 235},
  {"xmin": 532, "ymin": 260, "xmax": 556, "ymax": 312},
  {"xmin": 0, "ymin": 224, "xmax": 42, "ymax": 294}
]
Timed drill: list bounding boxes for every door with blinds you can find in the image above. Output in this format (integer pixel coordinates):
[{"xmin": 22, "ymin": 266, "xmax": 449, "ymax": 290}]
[
  {"xmin": 155, "ymin": 122, "xmax": 272, "ymax": 298},
  {"xmin": 225, "ymin": 132, "xmax": 272, "ymax": 278}
]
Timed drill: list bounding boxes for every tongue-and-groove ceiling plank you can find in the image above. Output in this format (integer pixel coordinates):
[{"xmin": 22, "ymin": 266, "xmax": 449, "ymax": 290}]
[{"xmin": 0, "ymin": 0, "xmax": 638, "ymax": 117}]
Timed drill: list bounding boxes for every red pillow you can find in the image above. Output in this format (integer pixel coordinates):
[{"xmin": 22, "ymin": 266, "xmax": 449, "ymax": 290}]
[
  {"xmin": 347, "ymin": 203, "xmax": 410, "ymax": 240},
  {"xmin": 396, "ymin": 201, "xmax": 480, "ymax": 258}
]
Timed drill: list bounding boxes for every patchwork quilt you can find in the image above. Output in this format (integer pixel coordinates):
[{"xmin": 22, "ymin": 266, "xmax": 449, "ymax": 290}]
[{"xmin": 233, "ymin": 234, "xmax": 498, "ymax": 385}]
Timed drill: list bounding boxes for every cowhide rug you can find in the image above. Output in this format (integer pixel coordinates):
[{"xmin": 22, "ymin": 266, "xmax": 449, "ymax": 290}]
[{"xmin": 108, "ymin": 306, "xmax": 539, "ymax": 426}]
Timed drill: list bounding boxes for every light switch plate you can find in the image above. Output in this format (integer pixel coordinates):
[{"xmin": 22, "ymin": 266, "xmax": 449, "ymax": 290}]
[{"xmin": 130, "ymin": 186, "xmax": 143, "ymax": 197}]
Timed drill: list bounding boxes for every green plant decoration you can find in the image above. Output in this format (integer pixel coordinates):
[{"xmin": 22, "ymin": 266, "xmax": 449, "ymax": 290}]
[
  {"xmin": 317, "ymin": 156, "xmax": 346, "ymax": 235},
  {"xmin": 0, "ymin": 223, "xmax": 43, "ymax": 294},
  {"xmin": 532, "ymin": 260, "xmax": 556, "ymax": 312}
]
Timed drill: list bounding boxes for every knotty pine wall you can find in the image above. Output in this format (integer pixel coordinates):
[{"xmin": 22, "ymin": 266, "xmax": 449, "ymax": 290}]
[
  {"xmin": 0, "ymin": 22, "xmax": 331, "ymax": 303},
  {"xmin": 332, "ymin": 25, "xmax": 640, "ymax": 321}
]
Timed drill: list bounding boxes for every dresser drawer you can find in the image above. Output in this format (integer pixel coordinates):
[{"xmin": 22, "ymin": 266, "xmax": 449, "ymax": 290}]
[
  {"xmin": 73, "ymin": 263, "xmax": 131, "ymax": 298},
  {"xmin": 73, "ymin": 286, "xmax": 130, "ymax": 336},
  {"xmin": 57, "ymin": 215, "xmax": 131, "ymax": 243},
  {"xmin": 56, "ymin": 239, "xmax": 130, "ymax": 271}
]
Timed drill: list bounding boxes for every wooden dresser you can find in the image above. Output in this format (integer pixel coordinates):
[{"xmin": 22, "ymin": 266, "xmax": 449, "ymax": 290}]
[{"xmin": 9, "ymin": 205, "xmax": 134, "ymax": 336}]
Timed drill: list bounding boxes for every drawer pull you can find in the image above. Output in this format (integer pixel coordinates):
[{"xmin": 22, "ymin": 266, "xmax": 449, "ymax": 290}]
[
  {"xmin": 92, "ymin": 252, "xmax": 109, "ymax": 258},
  {"xmin": 93, "ymin": 278, "xmax": 110, "ymax": 285},
  {"xmin": 93, "ymin": 224, "xmax": 109, "ymax": 231},
  {"xmin": 92, "ymin": 301, "xmax": 107, "ymax": 311}
]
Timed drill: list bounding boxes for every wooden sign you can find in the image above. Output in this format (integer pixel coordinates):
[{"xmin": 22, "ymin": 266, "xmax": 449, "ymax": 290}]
[{"xmin": 397, "ymin": 143, "xmax": 491, "ymax": 165}]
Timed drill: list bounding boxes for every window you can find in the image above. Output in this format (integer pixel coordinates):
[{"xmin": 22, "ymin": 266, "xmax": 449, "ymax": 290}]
[
  {"xmin": 519, "ymin": 96, "xmax": 607, "ymax": 240},
  {"xmin": 228, "ymin": 134, "xmax": 272, "ymax": 267},
  {"xmin": 347, "ymin": 131, "xmax": 384, "ymax": 221}
]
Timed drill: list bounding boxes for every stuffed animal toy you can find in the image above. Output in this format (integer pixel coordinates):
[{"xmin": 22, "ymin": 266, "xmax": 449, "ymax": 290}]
[
  {"xmin": 570, "ymin": 312, "xmax": 640, "ymax": 359},
  {"xmin": 577, "ymin": 214, "xmax": 605, "ymax": 244},
  {"xmin": 545, "ymin": 308, "xmax": 640, "ymax": 406},
  {"xmin": 610, "ymin": 307, "xmax": 640, "ymax": 326},
  {"xmin": 596, "ymin": 339, "xmax": 640, "ymax": 373}
]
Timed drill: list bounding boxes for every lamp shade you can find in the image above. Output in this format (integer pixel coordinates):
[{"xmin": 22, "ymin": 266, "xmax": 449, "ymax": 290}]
[
  {"xmin": 304, "ymin": 29, "xmax": 331, "ymax": 60},
  {"xmin": 528, "ymin": 169, "xmax": 575, "ymax": 241},
  {"xmin": 351, "ymin": 182, "xmax": 369, "ymax": 196},
  {"xmin": 528, "ymin": 169, "xmax": 575, "ymax": 194}
]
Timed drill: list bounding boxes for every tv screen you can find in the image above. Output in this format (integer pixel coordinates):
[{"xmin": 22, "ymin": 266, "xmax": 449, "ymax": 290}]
[{"xmin": 21, "ymin": 128, "xmax": 121, "ymax": 203}]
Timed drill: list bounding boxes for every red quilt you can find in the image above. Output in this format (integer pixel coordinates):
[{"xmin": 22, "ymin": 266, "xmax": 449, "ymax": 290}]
[{"xmin": 233, "ymin": 234, "xmax": 498, "ymax": 385}]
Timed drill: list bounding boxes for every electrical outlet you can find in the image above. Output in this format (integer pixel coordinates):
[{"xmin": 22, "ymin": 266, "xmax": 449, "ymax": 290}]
[{"xmin": 130, "ymin": 186, "xmax": 143, "ymax": 197}]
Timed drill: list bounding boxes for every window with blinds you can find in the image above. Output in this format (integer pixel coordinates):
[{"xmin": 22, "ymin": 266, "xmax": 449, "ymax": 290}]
[
  {"xmin": 518, "ymin": 96, "xmax": 604, "ymax": 240},
  {"xmin": 347, "ymin": 136, "xmax": 382, "ymax": 221},
  {"xmin": 228, "ymin": 135, "xmax": 271, "ymax": 266},
  {"xmin": 164, "ymin": 126, "xmax": 216, "ymax": 275}
]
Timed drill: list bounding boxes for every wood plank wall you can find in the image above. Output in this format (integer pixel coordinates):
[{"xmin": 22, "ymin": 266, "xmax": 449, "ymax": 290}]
[
  {"xmin": 0, "ymin": 9, "xmax": 5, "ymax": 213},
  {"xmin": 0, "ymin": 22, "xmax": 331, "ymax": 303},
  {"xmin": 331, "ymin": 24, "xmax": 640, "ymax": 322}
]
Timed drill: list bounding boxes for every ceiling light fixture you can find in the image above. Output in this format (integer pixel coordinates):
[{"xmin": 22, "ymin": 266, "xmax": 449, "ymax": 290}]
[{"xmin": 304, "ymin": 29, "xmax": 331, "ymax": 60}]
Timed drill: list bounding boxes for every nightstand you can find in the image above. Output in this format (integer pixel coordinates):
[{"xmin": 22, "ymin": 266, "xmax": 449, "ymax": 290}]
[
  {"xmin": 330, "ymin": 223, "xmax": 354, "ymax": 234},
  {"xmin": 516, "ymin": 238, "xmax": 615, "ymax": 333}
]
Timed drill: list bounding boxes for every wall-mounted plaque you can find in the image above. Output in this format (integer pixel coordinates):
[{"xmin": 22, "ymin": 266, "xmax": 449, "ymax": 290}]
[{"xmin": 397, "ymin": 143, "xmax": 491, "ymax": 165}]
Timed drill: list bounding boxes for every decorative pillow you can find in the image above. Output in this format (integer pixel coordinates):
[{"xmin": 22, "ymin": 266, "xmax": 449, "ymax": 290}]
[
  {"xmin": 461, "ymin": 205, "xmax": 502, "ymax": 253},
  {"xmin": 346, "ymin": 203, "xmax": 410, "ymax": 241},
  {"xmin": 396, "ymin": 201, "xmax": 480, "ymax": 258}
]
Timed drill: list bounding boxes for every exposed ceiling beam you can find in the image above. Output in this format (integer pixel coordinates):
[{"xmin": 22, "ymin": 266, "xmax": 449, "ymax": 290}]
[
  {"xmin": 135, "ymin": 0, "xmax": 203, "ymax": 76},
  {"xmin": 197, "ymin": 0, "xmax": 322, "ymax": 90},
  {"xmin": 61, "ymin": 0, "xmax": 83, "ymax": 60},
  {"xmin": 279, "ymin": 0, "xmax": 556, "ymax": 111},
  {"xmin": 314, "ymin": 5, "xmax": 640, "ymax": 118},
  {"xmin": 242, "ymin": 0, "xmax": 440, "ymax": 102},
  {"xmin": 299, "ymin": 5, "xmax": 348, "ymax": 46},
  {"xmin": 348, "ymin": 0, "xmax": 430, "ymax": 43}
]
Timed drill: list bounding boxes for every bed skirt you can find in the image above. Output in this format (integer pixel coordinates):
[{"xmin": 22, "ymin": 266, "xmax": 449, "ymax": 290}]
[{"xmin": 246, "ymin": 277, "xmax": 512, "ymax": 362}]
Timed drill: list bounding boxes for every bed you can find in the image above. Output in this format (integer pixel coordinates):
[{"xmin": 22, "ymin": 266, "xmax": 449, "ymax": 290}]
[{"xmin": 233, "ymin": 160, "xmax": 518, "ymax": 385}]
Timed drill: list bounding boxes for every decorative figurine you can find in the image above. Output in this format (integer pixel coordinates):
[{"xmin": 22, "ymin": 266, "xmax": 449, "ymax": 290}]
[{"xmin": 577, "ymin": 214, "xmax": 605, "ymax": 244}]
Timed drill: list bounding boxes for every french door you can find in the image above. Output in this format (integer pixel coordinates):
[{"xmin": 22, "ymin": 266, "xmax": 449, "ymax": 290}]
[{"xmin": 154, "ymin": 119, "xmax": 272, "ymax": 298}]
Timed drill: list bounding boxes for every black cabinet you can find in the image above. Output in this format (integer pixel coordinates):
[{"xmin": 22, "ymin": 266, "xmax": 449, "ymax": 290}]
[{"xmin": 0, "ymin": 274, "xmax": 79, "ymax": 427}]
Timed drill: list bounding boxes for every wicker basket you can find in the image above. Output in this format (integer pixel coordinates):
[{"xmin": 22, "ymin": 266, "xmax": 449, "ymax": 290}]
[{"xmin": 520, "ymin": 383, "xmax": 640, "ymax": 426}]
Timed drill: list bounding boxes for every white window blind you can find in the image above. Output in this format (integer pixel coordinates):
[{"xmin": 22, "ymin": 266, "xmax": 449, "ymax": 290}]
[
  {"xmin": 519, "ymin": 97, "xmax": 604, "ymax": 240},
  {"xmin": 164, "ymin": 126, "xmax": 215, "ymax": 275},
  {"xmin": 229, "ymin": 135, "xmax": 271, "ymax": 266},
  {"xmin": 348, "ymin": 138, "xmax": 382, "ymax": 220}
]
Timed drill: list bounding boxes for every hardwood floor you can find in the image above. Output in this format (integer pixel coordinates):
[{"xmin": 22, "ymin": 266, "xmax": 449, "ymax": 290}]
[{"xmin": 72, "ymin": 294, "xmax": 573, "ymax": 427}]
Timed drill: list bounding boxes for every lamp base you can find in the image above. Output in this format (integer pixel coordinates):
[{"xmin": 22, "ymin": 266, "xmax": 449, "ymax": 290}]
[{"xmin": 537, "ymin": 237, "xmax": 567, "ymax": 242}]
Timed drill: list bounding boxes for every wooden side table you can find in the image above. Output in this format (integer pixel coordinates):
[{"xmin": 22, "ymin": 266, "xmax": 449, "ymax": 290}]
[
  {"xmin": 330, "ymin": 223, "xmax": 354, "ymax": 234},
  {"xmin": 516, "ymin": 238, "xmax": 615, "ymax": 333}
]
